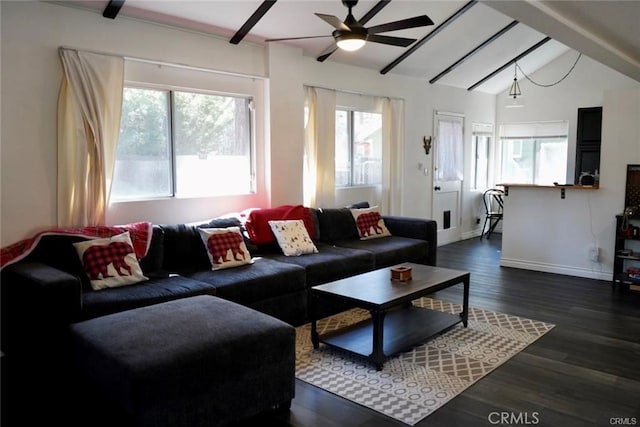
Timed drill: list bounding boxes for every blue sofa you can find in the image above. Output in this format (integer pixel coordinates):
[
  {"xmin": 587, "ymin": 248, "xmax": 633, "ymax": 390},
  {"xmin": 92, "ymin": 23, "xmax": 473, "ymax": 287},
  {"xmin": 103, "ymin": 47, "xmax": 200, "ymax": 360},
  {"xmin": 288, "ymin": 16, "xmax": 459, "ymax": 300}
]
[{"xmin": 0, "ymin": 206, "xmax": 437, "ymax": 356}]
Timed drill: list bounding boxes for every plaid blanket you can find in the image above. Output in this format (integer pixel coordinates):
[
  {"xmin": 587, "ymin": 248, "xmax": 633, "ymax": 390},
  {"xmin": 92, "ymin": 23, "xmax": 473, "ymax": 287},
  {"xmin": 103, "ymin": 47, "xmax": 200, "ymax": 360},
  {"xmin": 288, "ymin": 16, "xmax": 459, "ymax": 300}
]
[{"xmin": 0, "ymin": 222, "xmax": 153, "ymax": 270}]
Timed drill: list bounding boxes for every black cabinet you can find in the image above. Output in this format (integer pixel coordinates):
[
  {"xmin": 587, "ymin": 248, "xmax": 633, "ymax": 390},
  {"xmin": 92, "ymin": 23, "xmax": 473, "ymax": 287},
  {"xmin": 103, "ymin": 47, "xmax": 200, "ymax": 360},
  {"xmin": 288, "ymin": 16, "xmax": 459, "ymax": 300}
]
[
  {"xmin": 613, "ymin": 214, "xmax": 640, "ymax": 292},
  {"xmin": 574, "ymin": 107, "xmax": 602, "ymax": 184}
]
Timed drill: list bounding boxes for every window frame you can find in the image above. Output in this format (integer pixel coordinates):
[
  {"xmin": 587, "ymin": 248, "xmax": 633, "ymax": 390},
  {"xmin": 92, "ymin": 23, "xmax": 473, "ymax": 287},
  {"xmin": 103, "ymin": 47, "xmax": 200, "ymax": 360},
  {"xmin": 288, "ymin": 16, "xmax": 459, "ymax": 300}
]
[
  {"xmin": 498, "ymin": 121, "xmax": 569, "ymax": 185},
  {"xmin": 335, "ymin": 108, "xmax": 382, "ymax": 188},
  {"xmin": 471, "ymin": 123, "xmax": 493, "ymax": 191},
  {"xmin": 112, "ymin": 83, "xmax": 256, "ymax": 202}
]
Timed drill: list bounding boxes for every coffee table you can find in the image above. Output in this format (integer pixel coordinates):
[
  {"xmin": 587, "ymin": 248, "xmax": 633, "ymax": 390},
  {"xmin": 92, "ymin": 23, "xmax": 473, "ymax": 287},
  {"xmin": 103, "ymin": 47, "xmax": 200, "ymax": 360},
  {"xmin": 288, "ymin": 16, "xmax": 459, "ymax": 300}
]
[{"xmin": 310, "ymin": 263, "xmax": 470, "ymax": 370}]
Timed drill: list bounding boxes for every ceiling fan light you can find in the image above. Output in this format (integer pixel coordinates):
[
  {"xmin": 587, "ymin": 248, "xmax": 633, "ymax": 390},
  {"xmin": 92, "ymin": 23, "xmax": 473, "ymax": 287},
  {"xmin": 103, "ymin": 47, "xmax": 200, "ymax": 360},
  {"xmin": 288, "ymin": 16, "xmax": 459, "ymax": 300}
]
[{"xmin": 336, "ymin": 34, "xmax": 366, "ymax": 51}]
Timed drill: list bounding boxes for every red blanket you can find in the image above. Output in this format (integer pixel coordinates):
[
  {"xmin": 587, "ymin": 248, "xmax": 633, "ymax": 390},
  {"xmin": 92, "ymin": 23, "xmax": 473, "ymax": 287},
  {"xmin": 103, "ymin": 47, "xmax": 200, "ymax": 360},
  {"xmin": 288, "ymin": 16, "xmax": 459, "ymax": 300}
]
[{"xmin": 0, "ymin": 222, "xmax": 153, "ymax": 270}]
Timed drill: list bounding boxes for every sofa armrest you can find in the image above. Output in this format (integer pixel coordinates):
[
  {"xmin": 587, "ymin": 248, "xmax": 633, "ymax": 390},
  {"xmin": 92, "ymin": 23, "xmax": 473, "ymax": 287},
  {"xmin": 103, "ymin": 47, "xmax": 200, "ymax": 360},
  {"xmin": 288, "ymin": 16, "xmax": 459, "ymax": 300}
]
[
  {"xmin": 383, "ymin": 216, "xmax": 438, "ymax": 265},
  {"xmin": 1, "ymin": 262, "xmax": 83, "ymax": 354}
]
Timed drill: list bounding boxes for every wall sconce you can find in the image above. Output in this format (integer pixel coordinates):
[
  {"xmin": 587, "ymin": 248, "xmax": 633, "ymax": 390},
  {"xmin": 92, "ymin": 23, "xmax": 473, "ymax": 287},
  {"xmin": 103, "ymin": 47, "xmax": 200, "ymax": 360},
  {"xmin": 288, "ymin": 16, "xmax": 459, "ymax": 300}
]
[{"xmin": 423, "ymin": 136, "xmax": 432, "ymax": 155}]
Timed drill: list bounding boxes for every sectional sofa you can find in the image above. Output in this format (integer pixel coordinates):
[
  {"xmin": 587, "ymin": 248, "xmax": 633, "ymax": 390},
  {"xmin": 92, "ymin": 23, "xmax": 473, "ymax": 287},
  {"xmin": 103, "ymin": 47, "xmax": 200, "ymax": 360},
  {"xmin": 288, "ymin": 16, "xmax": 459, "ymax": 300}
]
[{"xmin": 0, "ymin": 204, "xmax": 437, "ymax": 357}]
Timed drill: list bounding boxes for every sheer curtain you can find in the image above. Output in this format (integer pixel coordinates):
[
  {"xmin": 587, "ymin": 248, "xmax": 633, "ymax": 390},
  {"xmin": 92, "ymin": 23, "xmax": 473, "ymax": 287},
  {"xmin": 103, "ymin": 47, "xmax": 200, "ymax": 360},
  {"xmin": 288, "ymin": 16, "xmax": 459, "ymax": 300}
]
[
  {"xmin": 57, "ymin": 48, "xmax": 124, "ymax": 227},
  {"xmin": 379, "ymin": 97, "xmax": 404, "ymax": 215},
  {"xmin": 436, "ymin": 116, "xmax": 464, "ymax": 181},
  {"xmin": 304, "ymin": 86, "xmax": 336, "ymax": 208}
]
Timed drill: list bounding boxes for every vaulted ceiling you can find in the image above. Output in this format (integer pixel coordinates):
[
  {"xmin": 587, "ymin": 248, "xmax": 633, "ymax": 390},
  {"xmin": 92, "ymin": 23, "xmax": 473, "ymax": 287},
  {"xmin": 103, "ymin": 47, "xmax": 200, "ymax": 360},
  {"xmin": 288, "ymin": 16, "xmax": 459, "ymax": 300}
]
[{"xmin": 62, "ymin": 1, "xmax": 640, "ymax": 95}]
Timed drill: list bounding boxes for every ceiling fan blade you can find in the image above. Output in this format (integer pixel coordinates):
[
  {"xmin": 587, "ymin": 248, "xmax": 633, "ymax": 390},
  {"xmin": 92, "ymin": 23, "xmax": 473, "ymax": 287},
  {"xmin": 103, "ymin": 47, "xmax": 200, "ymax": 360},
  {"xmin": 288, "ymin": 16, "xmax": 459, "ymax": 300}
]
[
  {"xmin": 265, "ymin": 35, "xmax": 333, "ymax": 42},
  {"xmin": 366, "ymin": 15, "xmax": 434, "ymax": 34},
  {"xmin": 358, "ymin": 0, "xmax": 391, "ymax": 25},
  {"xmin": 367, "ymin": 34, "xmax": 417, "ymax": 47},
  {"xmin": 317, "ymin": 44, "xmax": 338, "ymax": 62},
  {"xmin": 315, "ymin": 13, "xmax": 351, "ymax": 31}
]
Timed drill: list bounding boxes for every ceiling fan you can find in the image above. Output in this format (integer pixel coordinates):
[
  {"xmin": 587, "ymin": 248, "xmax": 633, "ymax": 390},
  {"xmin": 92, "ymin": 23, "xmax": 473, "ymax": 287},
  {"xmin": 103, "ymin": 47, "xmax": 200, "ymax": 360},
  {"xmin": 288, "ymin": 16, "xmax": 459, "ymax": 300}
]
[{"xmin": 265, "ymin": 0, "xmax": 434, "ymax": 59}]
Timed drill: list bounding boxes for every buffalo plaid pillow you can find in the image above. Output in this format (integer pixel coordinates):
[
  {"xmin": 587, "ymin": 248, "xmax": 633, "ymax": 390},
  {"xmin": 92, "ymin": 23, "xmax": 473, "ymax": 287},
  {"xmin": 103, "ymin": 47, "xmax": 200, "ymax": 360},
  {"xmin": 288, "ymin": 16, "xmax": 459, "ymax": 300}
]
[
  {"xmin": 198, "ymin": 227, "xmax": 253, "ymax": 270},
  {"xmin": 350, "ymin": 206, "xmax": 392, "ymax": 240},
  {"xmin": 73, "ymin": 232, "xmax": 149, "ymax": 291}
]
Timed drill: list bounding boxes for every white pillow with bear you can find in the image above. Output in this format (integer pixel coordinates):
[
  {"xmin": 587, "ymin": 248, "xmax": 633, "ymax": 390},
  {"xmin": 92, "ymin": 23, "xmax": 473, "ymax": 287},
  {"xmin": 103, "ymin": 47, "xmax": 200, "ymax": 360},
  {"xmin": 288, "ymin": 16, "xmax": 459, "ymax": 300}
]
[
  {"xmin": 73, "ymin": 231, "xmax": 149, "ymax": 291},
  {"xmin": 350, "ymin": 206, "xmax": 392, "ymax": 240}
]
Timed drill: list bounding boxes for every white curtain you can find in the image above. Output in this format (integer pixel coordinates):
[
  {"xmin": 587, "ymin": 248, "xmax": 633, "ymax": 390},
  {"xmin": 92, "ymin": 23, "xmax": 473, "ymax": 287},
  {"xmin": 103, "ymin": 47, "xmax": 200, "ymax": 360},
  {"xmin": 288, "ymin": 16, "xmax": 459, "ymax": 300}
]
[
  {"xmin": 304, "ymin": 86, "xmax": 336, "ymax": 208},
  {"xmin": 436, "ymin": 116, "xmax": 464, "ymax": 181},
  {"xmin": 379, "ymin": 97, "xmax": 404, "ymax": 215},
  {"xmin": 57, "ymin": 48, "xmax": 124, "ymax": 227}
]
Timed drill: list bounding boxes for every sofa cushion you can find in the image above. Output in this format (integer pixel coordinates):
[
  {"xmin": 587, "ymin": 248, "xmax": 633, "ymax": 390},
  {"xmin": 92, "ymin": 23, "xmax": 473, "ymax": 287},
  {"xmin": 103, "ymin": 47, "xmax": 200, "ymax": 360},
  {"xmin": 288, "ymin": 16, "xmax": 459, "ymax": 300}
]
[
  {"xmin": 138, "ymin": 226, "xmax": 165, "ymax": 277},
  {"xmin": 20, "ymin": 234, "xmax": 90, "ymax": 285},
  {"xmin": 350, "ymin": 206, "xmax": 391, "ymax": 240},
  {"xmin": 316, "ymin": 208, "xmax": 358, "ymax": 243},
  {"xmin": 345, "ymin": 201, "xmax": 370, "ymax": 209},
  {"xmin": 198, "ymin": 227, "xmax": 253, "ymax": 270},
  {"xmin": 265, "ymin": 244, "xmax": 374, "ymax": 287},
  {"xmin": 185, "ymin": 257, "xmax": 306, "ymax": 305},
  {"xmin": 268, "ymin": 220, "xmax": 318, "ymax": 256},
  {"xmin": 159, "ymin": 224, "xmax": 212, "ymax": 273},
  {"xmin": 335, "ymin": 236, "xmax": 430, "ymax": 268},
  {"xmin": 81, "ymin": 275, "xmax": 217, "ymax": 321},
  {"xmin": 73, "ymin": 232, "xmax": 149, "ymax": 291}
]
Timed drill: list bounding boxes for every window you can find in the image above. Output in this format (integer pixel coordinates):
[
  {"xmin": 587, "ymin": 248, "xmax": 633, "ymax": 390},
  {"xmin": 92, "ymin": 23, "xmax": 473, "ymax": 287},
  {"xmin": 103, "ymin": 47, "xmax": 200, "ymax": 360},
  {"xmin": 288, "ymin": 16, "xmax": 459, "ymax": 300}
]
[
  {"xmin": 335, "ymin": 109, "xmax": 382, "ymax": 187},
  {"xmin": 112, "ymin": 87, "xmax": 254, "ymax": 201},
  {"xmin": 499, "ymin": 121, "xmax": 568, "ymax": 185},
  {"xmin": 471, "ymin": 123, "xmax": 493, "ymax": 190}
]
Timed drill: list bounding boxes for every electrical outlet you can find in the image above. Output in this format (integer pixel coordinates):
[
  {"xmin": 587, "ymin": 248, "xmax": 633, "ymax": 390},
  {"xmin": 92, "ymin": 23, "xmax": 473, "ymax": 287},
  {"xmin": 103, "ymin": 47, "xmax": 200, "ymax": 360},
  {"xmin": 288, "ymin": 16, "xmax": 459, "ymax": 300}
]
[
  {"xmin": 476, "ymin": 218, "xmax": 481, "ymax": 224},
  {"xmin": 589, "ymin": 246, "xmax": 600, "ymax": 262}
]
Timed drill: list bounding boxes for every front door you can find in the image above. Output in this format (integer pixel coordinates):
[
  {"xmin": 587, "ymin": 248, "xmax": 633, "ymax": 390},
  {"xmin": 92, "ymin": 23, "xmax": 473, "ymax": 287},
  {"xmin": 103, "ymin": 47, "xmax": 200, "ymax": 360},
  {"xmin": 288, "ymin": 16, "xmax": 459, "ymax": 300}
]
[{"xmin": 432, "ymin": 111, "xmax": 464, "ymax": 245}]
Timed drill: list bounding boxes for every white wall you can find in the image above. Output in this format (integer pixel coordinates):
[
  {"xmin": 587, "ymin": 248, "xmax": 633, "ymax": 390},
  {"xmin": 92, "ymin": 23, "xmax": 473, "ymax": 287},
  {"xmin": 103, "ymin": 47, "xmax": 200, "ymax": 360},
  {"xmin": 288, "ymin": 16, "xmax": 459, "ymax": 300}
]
[
  {"xmin": 497, "ymin": 51, "xmax": 638, "ymax": 183},
  {"xmin": 0, "ymin": 1, "xmax": 496, "ymax": 247},
  {"xmin": 1, "ymin": 1, "xmax": 268, "ymax": 245},
  {"xmin": 497, "ymin": 50, "xmax": 640, "ymax": 280}
]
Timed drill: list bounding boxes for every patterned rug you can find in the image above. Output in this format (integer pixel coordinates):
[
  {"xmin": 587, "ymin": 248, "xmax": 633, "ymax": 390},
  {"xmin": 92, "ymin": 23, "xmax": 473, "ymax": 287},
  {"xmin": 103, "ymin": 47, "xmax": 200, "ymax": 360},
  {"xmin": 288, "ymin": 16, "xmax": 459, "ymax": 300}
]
[{"xmin": 295, "ymin": 298, "xmax": 555, "ymax": 425}]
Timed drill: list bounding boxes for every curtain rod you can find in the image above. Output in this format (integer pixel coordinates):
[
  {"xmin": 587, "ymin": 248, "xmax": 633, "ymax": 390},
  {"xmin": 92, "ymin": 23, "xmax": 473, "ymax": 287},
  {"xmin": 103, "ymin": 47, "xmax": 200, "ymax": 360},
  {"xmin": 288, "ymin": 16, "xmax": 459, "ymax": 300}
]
[
  {"xmin": 304, "ymin": 83, "xmax": 403, "ymax": 102},
  {"xmin": 58, "ymin": 46, "xmax": 267, "ymax": 81}
]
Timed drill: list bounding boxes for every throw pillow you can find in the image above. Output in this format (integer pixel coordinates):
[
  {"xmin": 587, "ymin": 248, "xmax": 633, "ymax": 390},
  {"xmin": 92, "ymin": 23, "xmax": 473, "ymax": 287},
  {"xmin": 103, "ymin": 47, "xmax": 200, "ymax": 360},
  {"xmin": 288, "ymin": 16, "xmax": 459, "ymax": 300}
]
[
  {"xmin": 268, "ymin": 220, "xmax": 319, "ymax": 256},
  {"xmin": 73, "ymin": 232, "xmax": 149, "ymax": 291},
  {"xmin": 244, "ymin": 205, "xmax": 315, "ymax": 245},
  {"xmin": 195, "ymin": 216, "xmax": 258, "ymax": 254},
  {"xmin": 350, "ymin": 206, "xmax": 392, "ymax": 240},
  {"xmin": 198, "ymin": 226, "xmax": 253, "ymax": 270}
]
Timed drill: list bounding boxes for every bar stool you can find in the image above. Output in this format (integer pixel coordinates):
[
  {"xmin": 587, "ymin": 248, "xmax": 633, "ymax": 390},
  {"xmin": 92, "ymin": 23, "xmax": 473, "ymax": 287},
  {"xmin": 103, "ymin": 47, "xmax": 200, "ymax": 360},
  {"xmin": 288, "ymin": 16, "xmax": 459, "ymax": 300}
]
[{"xmin": 480, "ymin": 188, "xmax": 504, "ymax": 240}]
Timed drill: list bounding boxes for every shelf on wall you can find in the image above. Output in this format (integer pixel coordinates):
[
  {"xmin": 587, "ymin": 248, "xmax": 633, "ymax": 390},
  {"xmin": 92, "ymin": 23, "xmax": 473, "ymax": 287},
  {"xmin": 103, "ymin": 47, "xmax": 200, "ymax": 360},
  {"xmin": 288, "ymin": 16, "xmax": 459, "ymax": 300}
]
[{"xmin": 496, "ymin": 183, "xmax": 599, "ymax": 199}]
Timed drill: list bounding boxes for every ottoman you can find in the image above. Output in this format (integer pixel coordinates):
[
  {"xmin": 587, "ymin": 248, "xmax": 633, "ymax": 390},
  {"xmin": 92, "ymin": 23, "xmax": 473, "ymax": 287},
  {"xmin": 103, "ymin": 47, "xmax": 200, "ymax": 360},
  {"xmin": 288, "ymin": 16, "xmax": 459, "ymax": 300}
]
[{"xmin": 69, "ymin": 295, "xmax": 295, "ymax": 427}]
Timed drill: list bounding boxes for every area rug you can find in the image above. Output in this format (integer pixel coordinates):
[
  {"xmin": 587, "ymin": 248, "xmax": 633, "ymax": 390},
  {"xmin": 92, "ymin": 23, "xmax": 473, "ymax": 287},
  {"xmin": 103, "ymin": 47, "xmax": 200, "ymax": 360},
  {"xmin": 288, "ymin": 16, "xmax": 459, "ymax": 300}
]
[{"xmin": 295, "ymin": 298, "xmax": 555, "ymax": 425}]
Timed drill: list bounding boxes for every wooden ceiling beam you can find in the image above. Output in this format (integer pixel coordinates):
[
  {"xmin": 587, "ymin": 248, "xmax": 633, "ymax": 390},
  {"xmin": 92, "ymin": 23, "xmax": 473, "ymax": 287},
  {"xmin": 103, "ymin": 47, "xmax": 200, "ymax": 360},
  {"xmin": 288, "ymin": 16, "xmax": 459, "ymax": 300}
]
[
  {"xmin": 429, "ymin": 20, "xmax": 519, "ymax": 84},
  {"xmin": 103, "ymin": 0, "xmax": 125, "ymax": 19},
  {"xmin": 380, "ymin": 0, "xmax": 478, "ymax": 75},
  {"xmin": 230, "ymin": 1, "xmax": 278, "ymax": 45},
  {"xmin": 467, "ymin": 36, "xmax": 551, "ymax": 91}
]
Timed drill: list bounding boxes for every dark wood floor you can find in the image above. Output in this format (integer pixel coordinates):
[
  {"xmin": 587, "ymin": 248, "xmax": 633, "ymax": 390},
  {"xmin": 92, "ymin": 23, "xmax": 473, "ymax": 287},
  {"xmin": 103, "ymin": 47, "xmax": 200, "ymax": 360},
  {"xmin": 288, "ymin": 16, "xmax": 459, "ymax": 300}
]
[
  {"xmin": 240, "ymin": 235, "xmax": 640, "ymax": 427},
  {"xmin": 3, "ymin": 235, "xmax": 638, "ymax": 426}
]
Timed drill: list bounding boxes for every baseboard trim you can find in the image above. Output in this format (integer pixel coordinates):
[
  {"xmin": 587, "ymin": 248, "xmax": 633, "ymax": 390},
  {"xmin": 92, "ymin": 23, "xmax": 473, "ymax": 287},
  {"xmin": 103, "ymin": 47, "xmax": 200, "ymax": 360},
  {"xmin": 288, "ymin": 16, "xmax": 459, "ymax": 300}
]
[{"xmin": 500, "ymin": 257, "xmax": 612, "ymax": 281}]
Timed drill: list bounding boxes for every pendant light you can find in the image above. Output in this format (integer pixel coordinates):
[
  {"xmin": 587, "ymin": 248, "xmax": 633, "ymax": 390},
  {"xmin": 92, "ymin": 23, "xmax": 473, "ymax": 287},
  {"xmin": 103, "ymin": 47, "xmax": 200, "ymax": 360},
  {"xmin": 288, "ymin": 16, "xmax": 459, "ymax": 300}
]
[{"xmin": 508, "ymin": 62, "xmax": 521, "ymax": 99}]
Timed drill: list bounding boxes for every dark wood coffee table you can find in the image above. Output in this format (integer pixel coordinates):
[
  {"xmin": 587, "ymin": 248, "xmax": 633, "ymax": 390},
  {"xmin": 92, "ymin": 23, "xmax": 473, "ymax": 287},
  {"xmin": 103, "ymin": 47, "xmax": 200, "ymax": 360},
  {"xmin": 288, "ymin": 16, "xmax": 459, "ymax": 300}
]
[{"xmin": 310, "ymin": 263, "xmax": 470, "ymax": 370}]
